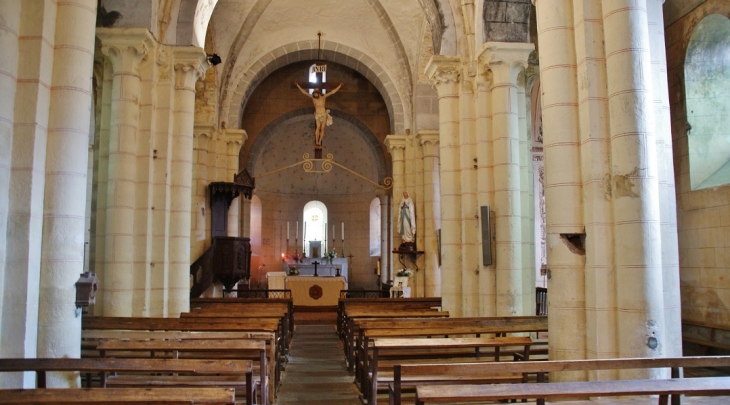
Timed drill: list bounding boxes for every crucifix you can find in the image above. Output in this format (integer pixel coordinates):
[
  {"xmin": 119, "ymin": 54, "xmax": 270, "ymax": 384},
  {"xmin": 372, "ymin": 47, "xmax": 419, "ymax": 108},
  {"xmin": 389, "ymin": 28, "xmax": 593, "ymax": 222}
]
[
  {"xmin": 293, "ymin": 32, "xmax": 344, "ymax": 158},
  {"xmin": 312, "ymin": 260, "xmax": 320, "ymax": 277}
]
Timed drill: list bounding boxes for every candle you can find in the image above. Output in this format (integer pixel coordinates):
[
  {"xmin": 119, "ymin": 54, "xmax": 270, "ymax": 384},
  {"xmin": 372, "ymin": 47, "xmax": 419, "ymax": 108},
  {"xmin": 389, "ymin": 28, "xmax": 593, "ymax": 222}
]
[
  {"xmin": 333, "ymin": 224, "xmax": 335, "ymax": 241},
  {"xmin": 377, "ymin": 261, "xmax": 381, "ymax": 275},
  {"xmin": 296, "ymin": 221, "xmax": 299, "ymax": 239},
  {"xmin": 287, "ymin": 222, "xmax": 290, "ymax": 240},
  {"xmin": 341, "ymin": 222, "xmax": 344, "ymax": 241}
]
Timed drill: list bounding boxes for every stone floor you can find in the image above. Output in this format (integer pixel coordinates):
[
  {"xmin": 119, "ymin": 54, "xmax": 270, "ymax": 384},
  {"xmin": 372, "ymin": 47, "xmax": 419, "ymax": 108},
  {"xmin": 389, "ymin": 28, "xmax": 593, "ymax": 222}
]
[{"xmin": 273, "ymin": 317, "xmax": 730, "ymax": 405}]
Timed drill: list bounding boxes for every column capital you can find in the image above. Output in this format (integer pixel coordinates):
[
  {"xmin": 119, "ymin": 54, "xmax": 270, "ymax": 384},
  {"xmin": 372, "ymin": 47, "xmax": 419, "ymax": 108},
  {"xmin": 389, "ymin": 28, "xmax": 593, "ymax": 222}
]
[
  {"xmin": 425, "ymin": 55, "xmax": 461, "ymax": 96},
  {"xmin": 478, "ymin": 42, "xmax": 534, "ymax": 84},
  {"xmin": 97, "ymin": 28, "xmax": 156, "ymax": 73},
  {"xmin": 223, "ymin": 128, "xmax": 248, "ymax": 145},
  {"xmin": 416, "ymin": 130, "xmax": 440, "ymax": 157},
  {"xmin": 384, "ymin": 134, "xmax": 407, "ymax": 152},
  {"xmin": 173, "ymin": 46, "xmax": 208, "ymax": 91},
  {"xmin": 194, "ymin": 124, "xmax": 216, "ymax": 139}
]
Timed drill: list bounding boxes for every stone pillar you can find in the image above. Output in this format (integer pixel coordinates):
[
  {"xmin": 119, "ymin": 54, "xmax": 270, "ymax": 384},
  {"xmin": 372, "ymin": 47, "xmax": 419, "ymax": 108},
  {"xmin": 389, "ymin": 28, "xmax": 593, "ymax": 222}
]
[
  {"xmin": 533, "ymin": 0, "xmax": 587, "ymax": 379},
  {"xmin": 417, "ymin": 131, "xmax": 441, "ymax": 297},
  {"xmin": 0, "ymin": 1, "xmax": 28, "ymax": 387},
  {"xmin": 97, "ymin": 29, "xmax": 154, "ymax": 316},
  {"xmin": 0, "ymin": 1, "xmax": 19, "ymax": 334},
  {"xmin": 385, "ymin": 135, "xmax": 406, "ymax": 282},
  {"xmin": 517, "ymin": 72, "xmax": 535, "ymax": 318},
  {"xmin": 646, "ymin": 0, "xmax": 682, "ymax": 358},
  {"xmin": 458, "ymin": 78, "xmax": 479, "ymax": 316},
  {"xmin": 425, "ymin": 56, "xmax": 462, "ymax": 316},
  {"xmin": 37, "ymin": 0, "xmax": 97, "ymax": 384},
  {"xmin": 168, "ymin": 47, "xmax": 207, "ymax": 316},
  {"xmin": 225, "ymin": 129, "xmax": 246, "ymax": 237},
  {"xmin": 92, "ymin": 58, "xmax": 113, "ymax": 316},
  {"xmin": 602, "ymin": 0, "xmax": 666, "ymax": 372},
  {"xmin": 475, "ymin": 68, "xmax": 497, "ymax": 317},
  {"xmin": 192, "ymin": 126, "xmax": 213, "ymax": 260},
  {"xmin": 480, "ymin": 42, "xmax": 533, "ymax": 316},
  {"xmin": 377, "ymin": 193, "xmax": 389, "ymax": 285},
  {"xmin": 573, "ymin": 0, "xmax": 618, "ymax": 374}
]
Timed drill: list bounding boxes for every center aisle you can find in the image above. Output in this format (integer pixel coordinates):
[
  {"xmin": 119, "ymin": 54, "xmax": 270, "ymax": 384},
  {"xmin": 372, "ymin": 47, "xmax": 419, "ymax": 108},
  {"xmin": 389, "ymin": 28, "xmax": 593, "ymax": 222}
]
[{"xmin": 275, "ymin": 324, "xmax": 362, "ymax": 405}]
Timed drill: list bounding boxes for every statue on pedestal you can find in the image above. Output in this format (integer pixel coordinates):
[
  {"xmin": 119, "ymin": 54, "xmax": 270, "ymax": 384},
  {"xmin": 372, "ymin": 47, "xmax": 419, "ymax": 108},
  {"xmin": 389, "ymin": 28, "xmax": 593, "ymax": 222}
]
[{"xmin": 397, "ymin": 191, "xmax": 416, "ymax": 251}]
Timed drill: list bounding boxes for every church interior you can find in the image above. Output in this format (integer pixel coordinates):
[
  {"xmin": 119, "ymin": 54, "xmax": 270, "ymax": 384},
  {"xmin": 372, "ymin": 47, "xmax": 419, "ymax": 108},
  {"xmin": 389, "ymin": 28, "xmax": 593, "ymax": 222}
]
[{"xmin": 1, "ymin": 0, "xmax": 730, "ymax": 402}]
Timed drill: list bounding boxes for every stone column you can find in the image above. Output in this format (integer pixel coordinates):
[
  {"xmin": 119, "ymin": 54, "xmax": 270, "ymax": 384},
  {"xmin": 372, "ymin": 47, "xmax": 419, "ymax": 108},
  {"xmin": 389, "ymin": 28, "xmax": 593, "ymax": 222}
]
[
  {"xmin": 192, "ymin": 126, "xmax": 213, "ymax": 260},
  {"xmin": 517, "ymin": 72, "xmax": 535, "ymax": 318},
  {"xmin": 0, "ymin": 1, "xmax": 28, "ymax": 387},
  {"xmin": 573, "ymin": 0, "xmax": 618, "ymax": 373},
  {"xmin": 602, "ymin": 0, "xmax": 666, "ymax": 372},
  {"xmin": 377, "ymin": 193, "xmax": 389, "ymax": 285},
  {"xmin": 0, "ymin": 4, "xmax": 19, "ymax": 342},
  {"xmin": 417, "ymin": 131, "xmax": 441, "ymax": 297},
  {"xmin": 97, "ymin": 29, "xmax": 154, "ymax": 316},
  {"xmin": 37, "ymin": 0, "xmax": 97, "ymax": 383},
  {"xmin": 225, "ymin": 129, "xmax": 246, "ymax": 237},
  {"xmin": 533, "ymin": 0, "xmax": 587, "ymax": 379},
  {"xmin": 480, "ymin": 42, "xmax": 533, "ymax": 317},
  {"xmin": 168, "ymin": 47, "xmax": 207, "ymax": 316},
  {"xmin": 646, "ymin": 0, "xmax": 682, "ymax": 358},
  {"xmin": 458, "ymin": 78, "xmax": 479, "ymax": 316},
  {"xmin": 385, "ymin": 135, "xmax": 406, "ymax": 282},
  {"xmin": 92, "ymin": 58, "xmax": 113, "ymax": 316},
  {"xmin": 425, "ymin": 56, "xmax": 462, "ymax": 316},
  {"xmin": 475, "ymin": 68, "xmax": 497, "ymax": 317}
]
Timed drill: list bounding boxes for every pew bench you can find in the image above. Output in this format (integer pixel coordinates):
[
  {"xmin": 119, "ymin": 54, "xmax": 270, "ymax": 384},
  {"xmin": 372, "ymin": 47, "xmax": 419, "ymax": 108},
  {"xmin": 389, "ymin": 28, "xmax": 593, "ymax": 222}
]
[
  {"xmin": 348, "ymin": 316, "xmax": 546, "ymax": 373},
  {"xmin": 415, "ymin": 377, "xmax": 730, "ymax": 405},
  {"xmin": 0, "ymin": 387, "xmax": 236, "ymax": 404},
  {"xmin": 366, "ymin": 336, "xmax": 533, "ymax": 405},
  {"xmin": 392, "ymin": 356, "xmax": 730, "ymax": 405},
  {"xmin": 0, "ymin": 358, "xmax": 251, "ymax": 404},
  {"xmin": 337, "ymin": 297, "xmax": 442, "ymax": 337},
  {"xmin": 96, "ymin": 339, "xmax": 267, "ymax": 405},
  {"xmin": 82, "ymin": 316, "xmax": 280, "ymax": 402}
]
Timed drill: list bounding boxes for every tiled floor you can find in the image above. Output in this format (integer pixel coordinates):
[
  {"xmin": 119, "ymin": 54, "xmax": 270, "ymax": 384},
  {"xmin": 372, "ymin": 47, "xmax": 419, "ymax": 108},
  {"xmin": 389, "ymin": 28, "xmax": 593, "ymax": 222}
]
[{"xmin": 273, "ymin": 319, "xmax": 730, "ymax": 405}]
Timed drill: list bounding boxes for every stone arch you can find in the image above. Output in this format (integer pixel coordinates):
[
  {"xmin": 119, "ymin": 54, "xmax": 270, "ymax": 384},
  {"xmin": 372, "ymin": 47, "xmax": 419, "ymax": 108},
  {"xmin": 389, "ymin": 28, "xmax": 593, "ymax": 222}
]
[
  {"xmin": 224, "ymin": 42, "xmax": 408, "ymax": 134},
  {"xmin": 245, "ymin": 108, "xmax": 389, "ymax": 184}
]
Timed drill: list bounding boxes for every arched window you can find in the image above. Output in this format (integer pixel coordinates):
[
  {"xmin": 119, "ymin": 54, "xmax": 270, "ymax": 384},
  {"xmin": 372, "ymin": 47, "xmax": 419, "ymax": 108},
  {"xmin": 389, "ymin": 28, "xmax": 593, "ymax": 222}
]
[
  {"xmin": 303, "ymin": 200, "xmax": 328, "ymax": 257},
  {"xmin": 685, "ymin": 14, "xmax": 730, "ymax": 190},
  {"xmin": 369, "ymin": 198, "xmax": 381, "ymax": 256}
]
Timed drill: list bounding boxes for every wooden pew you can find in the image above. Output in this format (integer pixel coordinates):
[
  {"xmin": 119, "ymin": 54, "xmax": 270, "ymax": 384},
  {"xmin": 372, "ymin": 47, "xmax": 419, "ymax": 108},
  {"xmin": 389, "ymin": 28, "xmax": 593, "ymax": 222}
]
[
  {"xmin": 190, "ymin": 297, "xmax": 294, "ymax": 342},
  {"xmin": 0, "ymin": 358, "xmax": 251, "ymax": 404},
  {"xmin": 0, "ymin": 387, "xmax": 236, "ymax": 404},
  {"xmin": 350, "ymin": 316, "xmax": 547, "ymax": 378},
  {"xmin": 415, "ymin": 377, "xmax": 730, "ymax": 405},
  {"xmin": 81, "ymin": 316, "xmax": 280, "ymax": 401},
  {"xmin": 337, "ymin": 297, "xmax": 442, "ymax": 337},
  {"xmin": 96, "ymin": 339, "xmax": 267, "ymax": 405},
  {"xmin": 393, "ymin": 356, "xmax": 730, "ymax": 405},
  {"xmin": 342, "ymin": 310, "xmax": 451, "ymax": 367},
  {"xmin": 366, "ymin": 336, "xmax": 533, "ymax": 405}
]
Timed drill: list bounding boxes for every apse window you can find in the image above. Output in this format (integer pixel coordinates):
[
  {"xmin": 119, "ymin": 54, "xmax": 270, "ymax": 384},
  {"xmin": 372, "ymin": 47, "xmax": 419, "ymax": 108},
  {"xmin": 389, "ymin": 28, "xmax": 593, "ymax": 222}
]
[{"xmin": 684, "ymin": 14, "xmax": 730, "ymax": 190}]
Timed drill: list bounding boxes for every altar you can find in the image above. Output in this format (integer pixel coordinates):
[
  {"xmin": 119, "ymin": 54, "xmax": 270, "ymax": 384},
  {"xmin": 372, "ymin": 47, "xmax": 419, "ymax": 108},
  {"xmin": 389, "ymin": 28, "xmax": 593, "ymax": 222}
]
[
  {"xmin": 282, "ymin": 257, "xmax": 348, "ymax": 279},
  {"xmin": 285, "ymin": 275, "xmax": 347, "ymax": 306}
]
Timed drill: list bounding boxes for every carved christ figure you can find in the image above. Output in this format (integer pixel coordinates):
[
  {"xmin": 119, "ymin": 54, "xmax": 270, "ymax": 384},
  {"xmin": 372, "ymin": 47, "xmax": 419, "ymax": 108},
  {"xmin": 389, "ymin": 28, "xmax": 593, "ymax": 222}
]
[{"xmin": 295, "ymin": 82, "xmax": 343, "ymax": 149}]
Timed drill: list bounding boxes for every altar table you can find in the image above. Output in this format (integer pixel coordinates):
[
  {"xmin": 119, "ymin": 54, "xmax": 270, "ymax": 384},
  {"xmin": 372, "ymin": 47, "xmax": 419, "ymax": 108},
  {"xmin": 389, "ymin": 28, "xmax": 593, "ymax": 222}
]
[{"xmin": 285, "ymin": 276, "xmax": 347, "ymax": 306}]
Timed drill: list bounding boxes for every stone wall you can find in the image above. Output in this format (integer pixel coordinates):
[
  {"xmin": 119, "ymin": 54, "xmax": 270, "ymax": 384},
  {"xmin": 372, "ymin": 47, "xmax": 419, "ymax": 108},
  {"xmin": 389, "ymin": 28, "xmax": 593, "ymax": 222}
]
[{"xmin": 665, "ymin": 1, "xmax": 730, "ymax": 328}]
